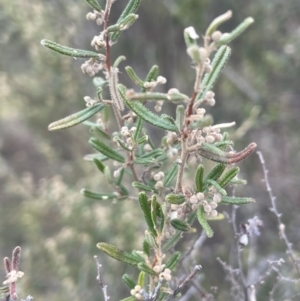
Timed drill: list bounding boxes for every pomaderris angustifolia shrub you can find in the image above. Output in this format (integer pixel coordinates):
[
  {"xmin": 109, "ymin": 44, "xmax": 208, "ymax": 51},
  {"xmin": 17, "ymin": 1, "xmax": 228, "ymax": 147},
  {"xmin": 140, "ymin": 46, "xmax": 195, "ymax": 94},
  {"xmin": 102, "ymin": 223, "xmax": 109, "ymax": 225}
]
[
  {"xmin": 41, "ymin": 1, "xmax": 256, "ymax": 300},
  {"xmin": 4, "ymin": 1, "xmax": 279, "ymax": 300}
]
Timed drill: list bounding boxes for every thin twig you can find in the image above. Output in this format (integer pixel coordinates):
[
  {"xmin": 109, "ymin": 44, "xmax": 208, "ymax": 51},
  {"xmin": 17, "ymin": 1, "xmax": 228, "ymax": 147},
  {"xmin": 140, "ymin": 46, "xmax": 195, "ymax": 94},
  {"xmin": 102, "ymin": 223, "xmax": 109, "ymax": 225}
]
[
  {"xmin": 167, "ymin": 265, "xmax": 202, "ymax": 301},
  {"xmin": 94, "ymin": 256, "xmax": 110, "ymax": 301},
  {"xmin": 257, "ymin": 151, "xmax": 300, "ymax": 276}
]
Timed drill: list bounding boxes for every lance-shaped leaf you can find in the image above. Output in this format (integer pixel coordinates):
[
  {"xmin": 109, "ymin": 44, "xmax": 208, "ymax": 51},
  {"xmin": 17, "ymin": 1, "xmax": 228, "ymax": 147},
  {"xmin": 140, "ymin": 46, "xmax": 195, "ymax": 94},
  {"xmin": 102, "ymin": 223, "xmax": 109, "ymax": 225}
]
[
  {"xmin": 197, "ymin": 206, "xmax": 214, "ymax": 238},
  {"xmin": 89, "ymin": 137, "xmax": 125, "ymax": 163},
  {"xmin": 118, "ymin": 85, "xmax": 177, "ymax": 132},
  {"xmin": 138, "ymin": 271, "xmax": 145, "ymax": 287},
  {"xmin": 41, "ymin": 39, "xmax": 102, "ymax": 59},
  {"xmin": 122, "ymin": 274, "xmax": 136, "ymax": 290},
  {"xmin": 81, "ymin": 189, "xmax": 116, "ymax": 200},
  {"xmin": 205, "ymin": 10, "xmax": 232, "ymax": 36},
  {"xmin": 136, "ymin": 135, "xmax": 148, "ymax": 145},
  {"xmin": 90, "ymin": 126, "xmax": 111, "ymax": 140},
  {"xmin": 0, "ymin": 286, "xmax": 9, "ymax": 300},
  {"xmin": 143, "ymin": 240, "xmax": 150, "ymax": 257},
  {"xmin": 111, "ymin": 0, "xmax": 141, "ymax": 42},
  {"xmin": 218, "ymin": 167, "xmax": 239, "ymax": 188},
  {"xmin": 195, "ymin": 164, "xmax": 204, "ymax": 192},
  {"xmin": 165, "ymin": 251, "xmax": 181, "ymax": 270},
  {"xmin": 134, "ymin": 157, "xmax": 156, "ymax": 165},
  {"xmin": 97, "ymin": 243, "xmax": 141, "ymax": 266},
  {"xmin": 84, "ymin": 0, "xmax": 102, "ymax": 11},
  {"xmin": 132, "ymin": 182, "xmax": 155, "ymax": 192},
  {"xmin": 151, "ymin": 196, "xmax": 158, "ymax": 231},
  {"xmin": 137, "ymin": 262, "xmax": 157, "ymax": 276},
  {"xmin": 170, "ymin": 219, "xmax": 191, "ymax": 232},
  {"xmin": 134, "ymin": 117, "xmax": 143, "ymax": 141},
  {"xmin": 93, "ymin": 158, "xmax": 105, "ymax": 173},
  {"xmin": 165, "ymin": 194, "xmax": 186, "ymax": 205},
  {"xmin": 129, "ymin": 92, "xmax": 170, "ymax": 102},
  {"xmin": 206, "ymin": 179, "xmax": 227, "ymax": 196},
  {"xmin": 139, "ymin": 192, "xmax": 157, "ymax": 236},
  {"xmin": 163, "ymin": 164, "xmax": 178, "ymax": 187},
  {"xmin": 131, "ymin": 250, "xmax": 146, "ymax": 262},
  {"xmin": 204, "ymin": 163, "xmax": 226, "ymax": 184},
  {"xmin": 125, "ymin": 66, "xmax": 144, "ymax": 87},
  {"xmin": 196, "ymin": 46, "xmax": 231, "ymax": 102},
  {"xmin": 48, "ymin": 104, "xmax": 105, "ymax": 131},
  {"xmin": 220, "ymin": 196, "xmax": 255, "ymax": 205},
  {"xmin": 217, "ymin": 17, "xmax": 254, "ymax": 46},
  {"xmin": 145, "ymin": 230, "xmax": 158, "ymax": 248},
  {"xmin": 107, "ymin": 14, "xmax": 138, "ymax": 33},
  {"xmin": 116, "ymin": 168, "xmax": 125, "ymax": 186},
  {"xmin": 140, "ymin": 148, "xmax": 164, "ymax": 159}
]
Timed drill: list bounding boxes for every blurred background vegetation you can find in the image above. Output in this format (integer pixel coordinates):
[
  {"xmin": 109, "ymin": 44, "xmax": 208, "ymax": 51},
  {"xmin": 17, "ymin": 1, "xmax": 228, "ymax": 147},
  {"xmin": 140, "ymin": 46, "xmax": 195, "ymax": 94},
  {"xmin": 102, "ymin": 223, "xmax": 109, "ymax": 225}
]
[{"xmin": 1, "ymin": 0, "xmax": 300, "ymax": 300}]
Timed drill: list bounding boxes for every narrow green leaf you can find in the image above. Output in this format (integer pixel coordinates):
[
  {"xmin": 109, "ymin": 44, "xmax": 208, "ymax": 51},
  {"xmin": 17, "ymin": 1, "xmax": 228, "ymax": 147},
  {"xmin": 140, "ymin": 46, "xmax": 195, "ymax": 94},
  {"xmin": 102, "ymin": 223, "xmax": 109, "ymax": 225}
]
[
  {"xmin": 131, "ymin": 250, "xmax": 146, "ymax": 262},
  {"xmin": 136, "ymin": 135, "xmax": 148, "ymax": 145},
  {"xmin": 165, "ymin": 194, "xmax": 186, "ymax": 205},
  {"xmin": 97, "ymin": 243, "xmax": 141, "ymax": 266},
  {"xmin": 217, "ymin": 17, "xmax": 254, "ymax": 46},
  {"xmin": 163, "ymin": 164, "xmax": 178, "ymax": 187},
  {"xmin": 134, "ymin": 157, "xmax": 156, "ymax": 165},
  {"xmin": 205, "ymin": 10, "xmax": 232, "ymax": 36},
  {"xmin": 90, "ymin": 126, "xmax": 111, "ymax": 140},
  {"xmin": 206, "ymin": 179, "xmax": 227, "ymax": 196},
  {"xmin": 81, "ymin": 189, "xmax": 116, "ymax": 200},
  {"xmin": 204, "ymin": 163, "xmax": 226, "ymax": 185},
  {"xmin": 197, "ymin": 206, "xmax": 214, "ymax": 238},
  {"xmin": 84, "ymin": 0, "xmax": 102, "ymax": 11},
  {"xmin": 134, "ymin": 117, "xmax": 143, "ymax": 141},
  {"xmin": 196, "ymin": 46, "xmax": 231, "ymax": 102},
  {"xmin": 218, "ymin": 167, "xmax": 239, "ymax": 188},
  {"xmin": 165, "ymin": 251, "xmax": 181, "ymax": 270},
  {"xmin": 143, "ymin": 240, "xmax": 150, "ymax": 257},
  {"xmin": 116, "ymin": 168, "xmax": 125, "ymax": 186},
  {"xmin": 170, "ymin": 219, "xmax": 191, "ymax": 232},
  {"xmin": 104, "ymin": 166, "xmax": 113, "ymax": 183},
  {"xmin": 145, "ymin": 230, "xmax": 158, "ymax": 248},
  {"xmin": 118, "ymin": 85, "xmax": 177, "ymax": 132},
  {"xmin": 151, "ymin": 196, "xmax": 158, "ymax": 231},
  {"xmin": 140, "ymin": 148, "xmax": 164, "ymax": 159},
  {"xmin": 122, "ymin": 274, "xmax": 136, "ymax": 289},
  {"xmin": 220, "ymin": 196, "xmax": 255, "ymax": 205},
  {"xmin": 89, "ymin": 137, "xmax": 125, "ymax": 163},
  {"xmin": 142, "ymin": 65, "xmax": 159, "ymax": 92},
  {"xmin": 132, "ymin": 182, "xmax": 154, "ymax": 192},
  {"xmin": 111, "ymin": 0, "xmax": 141, "ymax": 41},
  {"xmin": 137, "ymin": 271, "xmax": 145, "ymax": 287},
  {"xmin": 137, "ymin": 262, "xmax": 157, "ymax": 276},
  {"xmin": 41, "ymin": 39, "xmax": 101, "ymax": 58},
  {"xmin": 139, "ymin": 192, "xmax": 157, "ymax": 236},
  {"xmin": 195, "ymin": 164, "xmax": 204, "ymax": 192},
  {"xmin": 48, "ymin": 104, "xmax": 105, "ymax": 131},
  {"xmin": 125, "ymin": 66, "xmax": 144, "ymax": 87},
  {"xmin": 93, "ymin": 158, "xmax": 105, "ymax": 173}
]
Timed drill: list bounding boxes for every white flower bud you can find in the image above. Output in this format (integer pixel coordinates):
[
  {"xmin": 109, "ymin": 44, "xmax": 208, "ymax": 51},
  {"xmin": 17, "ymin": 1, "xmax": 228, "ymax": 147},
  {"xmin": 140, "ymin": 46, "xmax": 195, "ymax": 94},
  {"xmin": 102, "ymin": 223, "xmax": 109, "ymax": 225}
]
[
  {"xmin": 158, "ymin": 171, "xmax": 165, "ymax": 178},
  {"xmin": 134, "ymin": 285, "xmax": 141, "ymax": 292},
  {"xmin": 184, "ymin": 26, "xmax": 199, "ymax": 39},
  {"xmin": 171, "ymin": 204, "xmax": 179, "ymax": 210},
  {"xmin": 154, "ymin": 105, "xmax": 162, "ymax": 112},
  {"xmin": 168, "ymin": 88, "xmax": 180, "ymax": 94},
  {"xmin": 211, "ymin": 210, "xmax": 218, "ymax": 217},
  {"xmin": 143, "ymin": 144, "xmax": 152, "ymax": 151},
  {"xmin": 207, "ymin": 98, "xmax": 216, "ymax": 106},
  {"xmin": 210, "ymin": 201, "xmax": 218, "ymax": 209},
  {"xmin": 205, "ymin": 135, "xmax": 215, "ymax": 143},
  {"xmin": 155, "ymin": 181, "xmax": 163, "ymax": 189},
  {"xmin": 113, "ymin": 170, "xmax": 120, "ymax": 178},
  {"xmin": 205, "ymin": 91, "xmax": 215, "ymax": 99},
  {"xmin": 192, "ymin": 204, "xmax": 198, "ymax": 211},
  {"xmin": 196, "ymin": 108, "xmax": 206, "ymax": 116},
  {"xmin": 213, "ymin": 194, "xmax": 221, "ymax": 203},
  {"xmin": 239, "ymin": 234, "xmax": 249, "ymax": 246},
  {"xmin": 153, "ymin": 173, "xmax": 161, "ymax": 181},
  {"xmin": 212, "ymin": 30, "xmax": 222, "ymax": 42},
  {"xmin": 190, "ymin": 195, "xmax": 198, "ymax": 204},
  {"xmin": 157, "ymin": 76, "xmax": 167, "ymax": 84},
  {"xmin": 196, "ymin": 192, "xmax": 205, "ymax": 200},
  {"xmin": 204, "ymin": 204, "xmax": 212, "ymax": 213}
]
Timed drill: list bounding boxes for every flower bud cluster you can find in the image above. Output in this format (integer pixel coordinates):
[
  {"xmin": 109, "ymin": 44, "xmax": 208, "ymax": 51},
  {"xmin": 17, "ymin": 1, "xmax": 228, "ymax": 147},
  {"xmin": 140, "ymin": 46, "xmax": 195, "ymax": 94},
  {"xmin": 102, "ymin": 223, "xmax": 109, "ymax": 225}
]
[
  {"xmin": 86, "ymin": 10, "xmax": 105, "ymax": 26},
  {"xmin": 152, "ymin": 171, "xmax": 165, "ymax": 190},
  {"xmin": 189, "ymin": 192, "xmax": 221, "ymax": 217},
  {"xmin": 81, "ymin": 59, "xmax": 103, "ymax": 77},
  {"xmin": 204, "ymin": 57, "xmax": 212, "ymax": 73},
  {"xmin": 130, "ymin": 285, "xmax": 143, "ymax": 300},
  {"xmin": 91, "ymin": 34, "xmax": 105, "ymax": 51},
  {"xmin": 154, "ymin": 100, "xmax": 164, "ymax": 112},
  {"xmin": 143, "ymin": 76, "xmax": 167, "ymax": 90},
  {"xmin": 203, "ymin": 90, "xmax": 216, "ymax": 106},
  {"xmin": 167, "ymin": 147, "xmax": 178, "ymax": 159},
  {"xmin": 166, "ymin": 132, "xmax": 179, "ymax": 145},
  {"xmin": 159, "ymin": 268, "xmax": 172, "ymax": 281}
]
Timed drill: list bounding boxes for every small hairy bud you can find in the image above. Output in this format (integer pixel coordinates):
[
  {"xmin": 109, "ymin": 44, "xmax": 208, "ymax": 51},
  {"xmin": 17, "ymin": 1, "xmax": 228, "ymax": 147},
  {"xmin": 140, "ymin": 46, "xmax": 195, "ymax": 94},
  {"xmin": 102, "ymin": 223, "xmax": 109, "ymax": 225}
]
[
  {"xmin": 213, "ymin": 194, "xmax": 221, "ymax": 203},
  {"xmin": 212, "ymin": 30, "xmax": 222, "ymax": 42},
  {"xmin": 210, "ymin": 210, "xmax": 218, "ymax": 217},
  {"xmin": 184, "ymin": 26, "xmax": 199, "ymax": 39},
  {"xmin": 207, "ymin": 98, "xmax": 216, "ymax": 106},
  {"xmin": 157, "ymin": 76, "xmax": 167, "ymax": 84},
  {"xmin": 205, "ymin": 135, "xmax": 215, "ymax": 143},
  {"xmin": 155, "ymin": 181, "xmax": 163, "ymax": 189}
]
